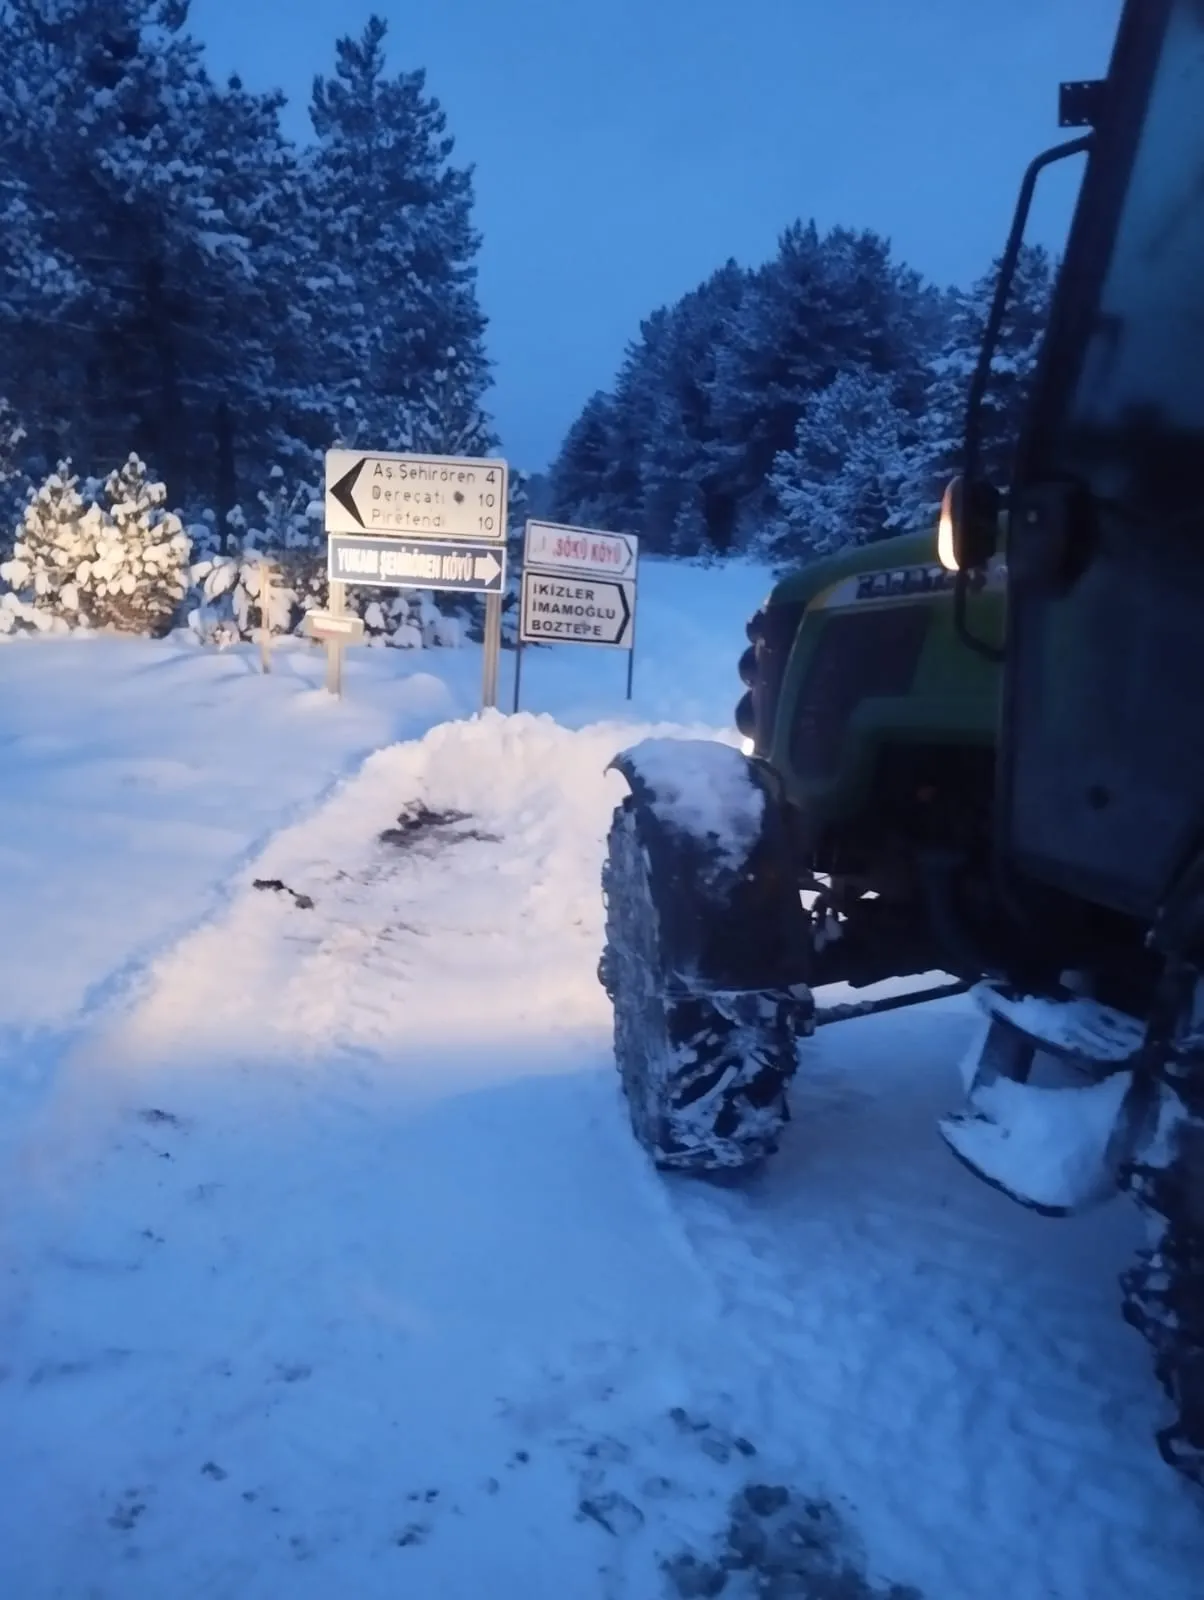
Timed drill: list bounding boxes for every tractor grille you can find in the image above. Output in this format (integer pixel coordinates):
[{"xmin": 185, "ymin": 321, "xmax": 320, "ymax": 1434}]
[{"xmin": 789, "ymin": 606, "xmax": 929, "ymax": 781}]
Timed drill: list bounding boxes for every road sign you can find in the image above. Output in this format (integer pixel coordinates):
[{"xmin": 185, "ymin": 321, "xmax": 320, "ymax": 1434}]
[
  {"xmin": 519, "ymin": 571, "xmax": 635, "ymax": 648},
  {"xmin": 328, "ymin": 534, "xmax": 506, "ymax": 594},
  {"xmin": 324, "ymin": 448, "xmax": 507, "ymax": 540},
  {"xmin": 523, "ymin": 520, "xmax": 638, "ymax": 580},
  {"xmin": 304, "ymin": 609, "xmax": 366, "ymax": 643}
]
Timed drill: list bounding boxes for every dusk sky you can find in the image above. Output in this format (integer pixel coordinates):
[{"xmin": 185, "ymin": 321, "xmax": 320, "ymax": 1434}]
[{"xmin": 193, "ymin": 0, "xmax": 1122, "ymax": 472}]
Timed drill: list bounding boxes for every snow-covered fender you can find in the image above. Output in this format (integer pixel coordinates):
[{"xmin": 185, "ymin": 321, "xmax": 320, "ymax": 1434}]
[{"xmin": 605, "ymin": 737, "xmax": 812, "ymax": 993}]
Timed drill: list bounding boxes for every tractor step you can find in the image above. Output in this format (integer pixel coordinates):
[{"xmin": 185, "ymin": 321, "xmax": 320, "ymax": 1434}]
[
  {"xmin": 938, "ymin": 982, "xmax": 1156, "ymax": 1214},
  {"xmin": 974, "ymin": 984, "xmax": 1144, "ymax": 1069}
]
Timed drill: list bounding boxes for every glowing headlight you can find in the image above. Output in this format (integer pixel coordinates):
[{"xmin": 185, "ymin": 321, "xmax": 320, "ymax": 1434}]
[{"xmin": 937, "ymin": 478, "xmax": 960, "ymax": 572}]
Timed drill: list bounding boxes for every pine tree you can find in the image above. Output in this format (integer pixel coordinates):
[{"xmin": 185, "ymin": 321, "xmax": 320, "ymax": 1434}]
[
  {"xmin": 86, "ymin": 454, "xmax": 192, "ymax": 633},
  {"xmin": 0, "ymin": 5, "xmax": 210, "ymax": 491},
  {"xmin": 0, "ymin": 466, "xmax": 99, "ymax": 627},
  {"xmin": 304, "ymin": 15, "xmax": 494, "ymax": 457},
  {"xmin": 711, "ymin": 223, "xmax": 921, "ymax": 522},
  {"xmin": 902, "ymin": 244, "xmax": 1054, "ymax": 526},
  {"xmin": 546, "ymin": 392, "xmax": 628, "ymax": 527},
  {"xmin": 190, "ymin": 71, "xmax": 319, "ymax": 505},
  {"xmin": 0, "ymin": 398, "xmax": 28, "ymax": 547},
  {"xmin": 2, "ymin": 455, "xmax": 192, "ymax": 634},
  {"xmin": 546, "ymin": 220, "xmax": 944, "ymax": 559},
  {"xmin": 767, "ymin": 369, "xmax": 920, "ymax": 562},
  {"xmin": 0, "ymin": 3, "xmax": 318, "ymax": 512},
  {"xmin": 638, "ymin": 261, "xmax": 752, "ymax": 553}
]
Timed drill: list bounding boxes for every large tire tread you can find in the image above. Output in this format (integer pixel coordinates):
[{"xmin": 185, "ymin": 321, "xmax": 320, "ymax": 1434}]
[
  {"xmin": 1120, "ymin": 1058, "xmax": 1204, "ymax": 1488},
  {"xmin": 601, "ymin": 795, "xmax": 811, "ymax": 1174}
]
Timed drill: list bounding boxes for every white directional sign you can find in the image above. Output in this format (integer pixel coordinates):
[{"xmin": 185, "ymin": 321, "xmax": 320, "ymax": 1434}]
[
  {"xmin": 520, "ymin": 571, "xmax": 635, "ymax": 648},
  {"xmin": 324, "ymin": 449, "xmax": 507, "ymax": 540},
  {"xmin": 304, "ymin": 609, "xmax": 366, "ymax": 642},
  {"xmin": 328, "ymin": 534, "xmax": 506, "ymax": 593},
  {"xmin": 523, "ymin": 520, "xmax": 638, "ymax": 580}
]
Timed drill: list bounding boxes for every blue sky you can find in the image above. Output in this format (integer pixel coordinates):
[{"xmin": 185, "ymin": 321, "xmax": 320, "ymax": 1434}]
[{"xmin": 191, "ymin": 0, "xmax": 1122, "ymax": 472}]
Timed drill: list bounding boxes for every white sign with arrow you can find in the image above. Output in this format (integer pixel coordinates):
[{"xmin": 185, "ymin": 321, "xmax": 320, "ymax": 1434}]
[
  {"xmin": 324, "ymin": 448, "xmax": 507, "ymax": 541},
  {"xmin": 522, "ymin": 520, "xmax": 638, "ymax": 580},
  {"xmin": 327, "ymin": 534, "xmax": 505, "ymax": 594},
  {"xmin": 519, "ymin": 571, "xmax": 635, "ymax": 648}
]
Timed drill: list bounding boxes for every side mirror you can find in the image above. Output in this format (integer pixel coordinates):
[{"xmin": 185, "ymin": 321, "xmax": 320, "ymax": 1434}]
[{"xmin": 937, "ymin": 475, "xmax": 1002, "ymax": 572}]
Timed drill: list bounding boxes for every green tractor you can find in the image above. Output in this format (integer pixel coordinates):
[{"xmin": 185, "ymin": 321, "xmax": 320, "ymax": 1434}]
[{"xmin": 598, "ymin": 0, "xmax": 1204, "ymax": 1488}]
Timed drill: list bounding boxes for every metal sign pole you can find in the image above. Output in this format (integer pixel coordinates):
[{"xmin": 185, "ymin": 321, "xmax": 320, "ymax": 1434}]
[
  {"xmin": 481, "ymin": 590, "xmax": 502, "ymax": 710},
  {"xmin": 512, "ymin": 636, "xmax": 524, "ymax": 714},
  {"xmin": 625, "ymin": 554, "xmax": 639, "ymax": 701},
  {"xmin": 325, "ymin": 578, "xmax": 347, "ymax": 699}
]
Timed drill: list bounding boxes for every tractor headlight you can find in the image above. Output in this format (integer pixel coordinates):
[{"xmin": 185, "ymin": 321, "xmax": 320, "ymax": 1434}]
[{"xmin": 938, "ymin": 479, "xmax": 960, "ymax": 572}]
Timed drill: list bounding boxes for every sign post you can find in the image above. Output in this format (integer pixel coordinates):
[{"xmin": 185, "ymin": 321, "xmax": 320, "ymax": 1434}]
[
  {"xmin": 326, "ymin": 580, "xmax": 347, "ymax": 697},
  {"xmin": 515, "ymin": 520, "xmax": 639, "ymax": 712},
  {"xmin": 258, "ymin": 559, "xmax": 274, "ymax": 675},
  {"xmin": 322, "ymin": 449, "xmax": 508, "ymax": 706}
]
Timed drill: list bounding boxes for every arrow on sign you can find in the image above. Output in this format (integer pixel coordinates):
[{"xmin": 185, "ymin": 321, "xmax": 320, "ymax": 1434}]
[
  {"xmin": 330, "ymin": 459, "xmax": 366, "ymax": 528},
  {"xmin": 473, "ymin": 552, "xmax": 502, "ymax": 585}
]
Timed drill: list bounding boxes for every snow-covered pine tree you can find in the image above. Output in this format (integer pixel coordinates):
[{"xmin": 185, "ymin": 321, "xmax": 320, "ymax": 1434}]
[
  {"xmin": 0, "ymin": 398, "xmax": 29, "ymax": 549},
  {"xmin": 0, "ymin": 465, "xmax": 100, "ymax": 629},
  {"xmin": 900, "ymin": 243, "xmax": 1054, "ymax": 528},
  {"xmin": 0, "ymin": 5, "xmax": 219, "ymax": 496},
  {"xmin": 0, "ymin": 3, "xmax": 317, "ymax": 514},
  {"xmin": 766, "ymin": 369, "xmax": 921, "ymax": 564},
  {"xmin": 547, "ymin": 221, "xmax": 941, "ymax": 559},
  {"xmin": 710, "ymin": 222, "xmax": 911, "ymax": 520},
  {"xmin": 638, "ymin": 261, "xmax": 752, "ymax": 555},
  {"xmin": 546, "ymin": 391, "xmax": 630, "ymax": 529},
  {"xmin": 84, "ymin": 455, "xmax": 192, "ymax": 634},
  {"xmin": 304, "ymin": 15, "xmax": 494, "ymax": 458},
  {"xmin": 191, "ymin": 72, "xmax": 320, "ymax": 507}
]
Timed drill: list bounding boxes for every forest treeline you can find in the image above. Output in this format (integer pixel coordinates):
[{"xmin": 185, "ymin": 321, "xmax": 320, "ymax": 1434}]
[{"xmin": 544, "ymin": 224, "xmax": 1052, "ymax": 565}]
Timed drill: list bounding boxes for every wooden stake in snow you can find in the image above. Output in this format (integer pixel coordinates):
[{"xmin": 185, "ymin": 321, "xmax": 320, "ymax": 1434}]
[{"xmin": 259, "ymin": 560, "xmax": 273, "ymax": 674}]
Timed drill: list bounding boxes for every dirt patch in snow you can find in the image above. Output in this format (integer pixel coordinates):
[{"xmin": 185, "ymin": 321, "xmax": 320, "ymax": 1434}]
[
  {"xmin": 251, "ymin": 878, "xmax": 315, "ymax": 910},
  {"xmin": 664, "ymin": 1483, "xmax": 923, "ymax": 1599},
  {"xmin": 378, "ymin": 800, "xmax": 500, "ymax": 849}
]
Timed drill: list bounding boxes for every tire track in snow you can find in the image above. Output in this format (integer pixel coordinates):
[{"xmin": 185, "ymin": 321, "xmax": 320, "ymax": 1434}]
[{"xmin": 662, "ymin": 1001, "xmax": 1204, "ymax": 1599}]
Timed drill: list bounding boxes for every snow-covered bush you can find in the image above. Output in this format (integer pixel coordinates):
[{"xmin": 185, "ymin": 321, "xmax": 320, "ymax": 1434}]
[
  {"xmin": 188, "ymin": 548, "xmax": 317, "ymax": 643},
  {"xmin": 0, "ymin": 466, "xmax": 97, "ymax": 627},
  {"xmin": 0, "ymin": 589, "xmax": 55, "ymax": 636},
  {"xmin": 86, "ymin": 455, "xmax": 192, "ymax": 633},
  {"xmin": 0, "ymin": 455, "xmax": 191, "ymax": 636}
]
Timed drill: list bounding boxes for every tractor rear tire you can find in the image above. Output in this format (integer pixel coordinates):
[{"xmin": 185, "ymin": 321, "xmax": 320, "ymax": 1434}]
[{"xmin": 1121, "ymin": 1064, "xmax": 1204, "ymax": 1488}]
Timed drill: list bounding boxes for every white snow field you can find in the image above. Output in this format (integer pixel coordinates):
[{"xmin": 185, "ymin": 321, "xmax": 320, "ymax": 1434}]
[{"xmin": 0, "ymin": 556, "xmax": 1201, "ymax": 1599}]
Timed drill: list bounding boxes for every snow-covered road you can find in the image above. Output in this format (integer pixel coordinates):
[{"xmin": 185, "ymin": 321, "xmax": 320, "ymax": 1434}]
[{"xmin": 2, "ymin": 709, "xmax": 1201, "ymax": 1598}]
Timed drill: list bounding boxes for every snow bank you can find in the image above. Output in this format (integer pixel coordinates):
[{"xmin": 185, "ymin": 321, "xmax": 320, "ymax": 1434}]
[{"xmin": 0, "ymin": 637, "xmax": 459, "ymax": 1040}]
